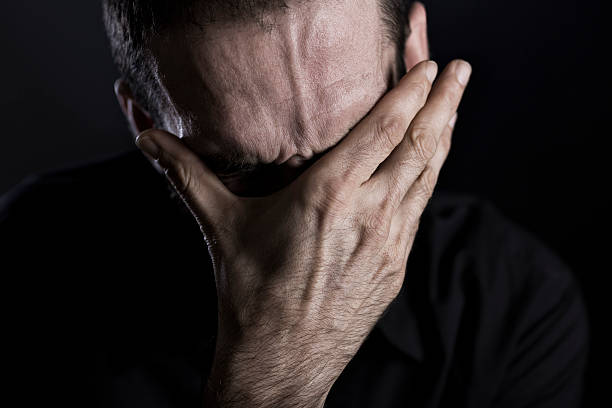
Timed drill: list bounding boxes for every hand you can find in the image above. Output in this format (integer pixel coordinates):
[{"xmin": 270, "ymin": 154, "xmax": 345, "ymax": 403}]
[{"xmin": 135, "ymin": 59, "xmax": 471, "ymax": 407}]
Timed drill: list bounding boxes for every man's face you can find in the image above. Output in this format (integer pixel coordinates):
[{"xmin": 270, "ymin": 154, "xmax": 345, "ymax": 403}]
[{"xmin": 153, "ymin": 0, "xmax": 399, "ymax": 196}]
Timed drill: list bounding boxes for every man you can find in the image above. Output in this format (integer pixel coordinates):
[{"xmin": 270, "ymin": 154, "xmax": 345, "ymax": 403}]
[{"xmin": 0, "ymin": 1, "xmax": 589, "ymax": 407}]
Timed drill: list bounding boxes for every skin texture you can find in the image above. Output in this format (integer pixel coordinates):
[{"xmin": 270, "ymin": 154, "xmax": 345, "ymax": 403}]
[
  {"xmin": 119, "ymin": 0, "xmax": 417, "ymax": 196},
  {"xmin": 116, "ymin": 2, "xmax": 471, "ymax": 407}
]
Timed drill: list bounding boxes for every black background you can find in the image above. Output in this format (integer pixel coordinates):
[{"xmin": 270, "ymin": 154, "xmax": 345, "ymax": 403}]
[{"xmin": 0, "ymin": 0, "xmax": 608, "ymax": 406}]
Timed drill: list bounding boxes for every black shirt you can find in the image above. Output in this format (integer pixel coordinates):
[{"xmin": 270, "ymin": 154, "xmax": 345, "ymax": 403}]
[{"xmin": 1, "ymin": 150, "xmax": 589, "ymax": 407}]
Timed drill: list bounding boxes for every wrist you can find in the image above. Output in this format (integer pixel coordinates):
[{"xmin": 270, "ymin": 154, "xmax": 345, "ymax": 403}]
[{"xmin": 203, "ymin": 343, "xmax": 333, "ymax": 408}]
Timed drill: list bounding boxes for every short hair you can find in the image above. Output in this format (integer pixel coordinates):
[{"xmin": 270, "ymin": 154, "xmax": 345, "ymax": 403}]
[{"xmin": 102, "ymin": 0, "xmax": 412, "ymax": 128}]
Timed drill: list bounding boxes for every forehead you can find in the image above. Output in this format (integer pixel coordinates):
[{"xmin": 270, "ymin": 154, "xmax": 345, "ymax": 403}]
[{"xmin": 153, "ymin": 0, "xmax": 393, "ymax": 163}]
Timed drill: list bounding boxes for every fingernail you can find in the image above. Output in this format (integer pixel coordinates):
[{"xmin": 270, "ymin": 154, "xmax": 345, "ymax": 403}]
[
  {"xmin": 136, "ymin": 135, "xmax": 160, "ymax": 160},
  {"xmin": 449, "ymin": 112, "xmax": 458, "ymax": 129},
  {"xmin": 455, "ymin": 61, "xmax": 472, "ymax": 86},
  {"xmin": 426, "ymin": 61, "xmax": 438, "ymax": 82}
]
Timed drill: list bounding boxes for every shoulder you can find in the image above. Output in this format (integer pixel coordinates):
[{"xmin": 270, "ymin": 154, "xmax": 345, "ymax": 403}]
[
  {"xmin": 420, "ymin": 191, "xmax": 582, "ymax": 296},
  {"xmin": 0, "ymin": 149, "xmax": 185, "ymax": 278},
  {"xmin": 1, "ymin": 150, "xmax": 154, "ymax": 221},
  {"xmin": 414, "ymin": 191, "xmax": 590, "ymax": 407},
  {"xmin": 0, "ymin": 150, "xmax": 174, "ymax": 236},
  {"xmin": 0, "ymin": 151, "xmax": 208, "ymax": 406}
]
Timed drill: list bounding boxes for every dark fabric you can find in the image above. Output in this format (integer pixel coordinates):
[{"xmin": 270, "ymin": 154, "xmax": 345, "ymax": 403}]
[{"xmin": 1, "ymin": 150, "xmax": 589, "ymax": 407}]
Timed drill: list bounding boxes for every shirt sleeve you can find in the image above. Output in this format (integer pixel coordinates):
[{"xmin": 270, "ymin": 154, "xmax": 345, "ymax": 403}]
[{"xmin": 490, "ymin": 234, "xmax": 590, "ymax": 408}]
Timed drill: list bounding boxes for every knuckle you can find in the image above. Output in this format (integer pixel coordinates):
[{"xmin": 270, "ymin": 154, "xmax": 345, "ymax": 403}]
[
  {"xmin": 360, "ymin": 209, "xmax": 390, "ymax": 242},
  {"xmin": 409, "ymin": 125, "xmax": 438, "ymax": 161},
  {"xmin": 407, "ymin": 79, "xmax": 429, "ymax": 102},
  {"xmin": 417, "ymin": 166, "xmax": 438, "ymax": 198},
  {"xmin": 374, "ymin": 113, "xmax": 405, "ymax": 150},
  {"xmin": 170, "ymin": 160, "xmax": 196, "ymax": 198},
  {"xmin": 303, "ymin": 174, "xmax": 349, "ymax": 214}
]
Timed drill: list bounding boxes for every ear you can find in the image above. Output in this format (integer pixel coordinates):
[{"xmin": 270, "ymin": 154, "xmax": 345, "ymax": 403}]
[
  {"xmin": 114, "ymin": 79, "xmax": 155, "ymax": 138},
  {"xmin": 403, "ymin": 1, "xmax": 430, "ymax": 71}
]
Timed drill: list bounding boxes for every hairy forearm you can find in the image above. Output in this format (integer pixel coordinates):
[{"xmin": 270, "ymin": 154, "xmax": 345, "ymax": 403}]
[
  {"xmin": 203, "ymin": 349, "xmax": 334, "ymax": 408},
  {"xmin": 203, "ymin": 376, "xmax": 329, "ymax": 408}
]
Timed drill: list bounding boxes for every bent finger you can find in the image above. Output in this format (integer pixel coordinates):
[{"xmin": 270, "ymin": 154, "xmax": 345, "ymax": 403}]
[
  {"xmin": 390, "ymin": 113, "xmax": 455, "ymax": 245},
  {"xmin": 309, "ymin": 60, "xmax": 438, "ymax": 187},
  {"xmin": 135, "ymin": 129, "xmax": 236, "ymax": 229},
  {"xmin": 367, "ymin": 60, "xmax": 470, "ymax": 208}
]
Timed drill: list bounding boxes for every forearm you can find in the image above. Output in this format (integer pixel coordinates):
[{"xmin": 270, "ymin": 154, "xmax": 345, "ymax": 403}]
[{"xmin": 203, "ymin": 356, "xmax": 332, "ymax": 408}]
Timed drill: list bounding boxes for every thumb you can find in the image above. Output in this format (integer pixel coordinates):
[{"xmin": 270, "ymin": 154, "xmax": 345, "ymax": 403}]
[{"xmin": 135, "ymin": 128, "xmax": 235, "ymax": 232}]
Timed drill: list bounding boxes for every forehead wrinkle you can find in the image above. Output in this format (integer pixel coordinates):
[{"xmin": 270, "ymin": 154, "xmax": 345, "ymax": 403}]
[
  {"xmin": 186, "ymin": 0, "xmax": 385, "ymax": 102},
  {"xmin": 190, "ymin": 31, "xmax": 288, "ymax": 135},
  {"xmin": 155, "ymin": 0, "xmax": 394, "ymax": 167},
  {"xmin": 277, "ymin": 0, "xmax": 386, "ymax": 152}
]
